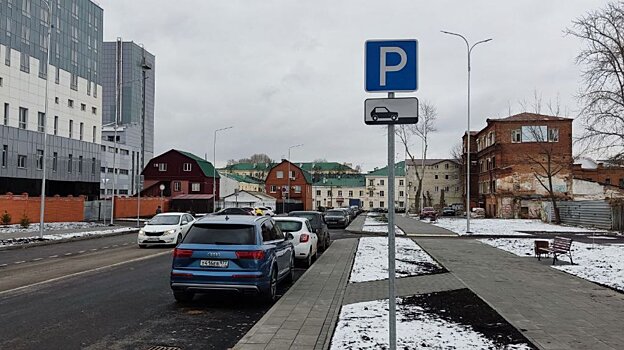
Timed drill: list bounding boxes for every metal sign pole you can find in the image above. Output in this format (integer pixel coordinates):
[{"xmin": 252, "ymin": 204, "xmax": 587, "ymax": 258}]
[{"xmin": 387, "ymin": 91, "xmax": 396, "ymax": 350}]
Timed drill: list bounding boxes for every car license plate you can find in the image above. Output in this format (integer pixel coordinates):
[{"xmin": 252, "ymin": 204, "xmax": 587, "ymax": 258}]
[
  {"xmin": 146, "ymin": 237, "xmax": 159, "ymax": 241},
  {"xmin": 200, "ymin": 260, "xmax": 228, "ymax": 268}
]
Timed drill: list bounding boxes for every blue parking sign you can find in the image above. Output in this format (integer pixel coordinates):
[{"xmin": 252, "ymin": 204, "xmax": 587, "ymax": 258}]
[{"xmin": 365, "ymin": 40, "xmax": 418, "ymax": 92}]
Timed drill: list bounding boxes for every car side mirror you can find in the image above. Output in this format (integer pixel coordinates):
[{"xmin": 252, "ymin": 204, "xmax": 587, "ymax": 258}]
[
  {"xmin": 286, "ymin": 233, "xmax": 294, "ymax": 240},
  {"xmin": 181, "ymin": 220, "xmax": 188, "ymax": 225}
]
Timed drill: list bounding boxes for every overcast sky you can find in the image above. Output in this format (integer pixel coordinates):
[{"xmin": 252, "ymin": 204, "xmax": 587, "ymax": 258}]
[{"xmin": 98, "ymin": 0, "xmax": 609, "ymax": 171}]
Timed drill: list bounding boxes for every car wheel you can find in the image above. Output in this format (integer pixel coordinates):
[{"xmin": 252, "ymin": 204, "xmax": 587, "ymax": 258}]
[
  {"xmin": 306, "ymin": 249, "xmax": 313, "ymax": 267},
  {"xmin": 372, "ymin": 116, "xmax": 378, "ymax": 121},
  {"xmin": 392, "ymin": 115, "xmax": 398, "ymax": 120},
  {"xmin": 263, "ymin": 268, "xmax": 278, "ymax": 303},
  {"xmin": 285, "ymin": 256, "xmax": 295, "ymax": 283},
  {"xmin": 325, "ymin": 237, "xmax": 331, "ymax": 250},
  {"xmin": 173, "ymin": 290, "xmax": 194, "ymax": 303}
]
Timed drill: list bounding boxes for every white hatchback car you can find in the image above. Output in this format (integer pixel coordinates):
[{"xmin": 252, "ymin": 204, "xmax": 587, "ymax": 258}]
[
  {"xmin": 274, "ymin": 217, "xmax": 318, "ymax": 267},
  {"xmin": 138, "ymin": 212, "xmax": 196, "ymax": 248}
]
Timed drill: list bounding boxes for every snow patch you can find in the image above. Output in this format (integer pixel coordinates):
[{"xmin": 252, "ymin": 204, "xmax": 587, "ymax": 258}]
[
  {"xmin": 434, "ymin": 218, "xmax": 608, "ymax": 236},
  {"xmin": 361, "ymin": 213, "xmax": 405, "ymax": 235}
]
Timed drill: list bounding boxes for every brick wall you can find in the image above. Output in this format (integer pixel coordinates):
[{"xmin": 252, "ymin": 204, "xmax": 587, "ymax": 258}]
[
  {"xmin": 113, "ymin": 196, "xmax": 170, "ymax": 218},
  {"xmin": 0, "ymin": 193, "xmax": 85, "ymax": 224}
]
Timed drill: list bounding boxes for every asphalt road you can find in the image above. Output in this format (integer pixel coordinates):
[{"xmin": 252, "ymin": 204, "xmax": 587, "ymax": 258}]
[{"xmin": 0, "ymin": 227, "xmax": 353, "ymax": 350}]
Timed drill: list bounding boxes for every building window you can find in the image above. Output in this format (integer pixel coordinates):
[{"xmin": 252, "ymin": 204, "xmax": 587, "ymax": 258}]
[
  {"xmin": 369, "ymin": 179, "xmax": 374, "ymax": 186},
  {"xmin": 270, "ymin": 185, "xmax": 277, "ymax": 193},
  {"xmin": 399, "ymin": 180, "xmax": 404, "ymax": 186},
  {"xmin": 369, "ymin": 201, "xmax": 374, "ymax": 208},
  {"xmin": 191, "ymin": 183, "xmax": 200, "ymax": 192},
  {"xmin": 78, "ymin": 156, "xmax": 83, "ymax": 173},
  {"xmin": 435, "ymin": 186, "xmax": 439, "ymax": 192},
  {"xmin": 369, "ymin": 190, "xmax": 373, "ymax": 197},
  {"xmin": 120, "ymin": 149, "xmax": 129, "ymax": 156},
  {"xmin": 20, "ymin": 52, "xmax": 29, "ymax": 72},
  {"xmin": 91, "ymin": 158, "xmax": 96, "ymax": 174},
  {"xmin": 18, "ymin": 107, "xmax": 27, "ymax": 129},
  {"xmin": 359, "ymin": 190, "xmax": 363, "ymax": 196},
  {"xmin": 68, "ymin": 99, "xmax": 74, "ymax": 108},
  {"xmin": 17, "ymin": 154, "xmax": 27, "ymax": 168},
  {"xmin": 158, "ymin": 163, "xmax": 167, "ymax": 172},
  {"xmin": 21, "ymin": 23, "xmax": 30, "ymax": 44},
  {"xmin": 68, "ymin": 154, "xmax": 73, "ymax": 173},
  {"xmin": 605, "ymin": 178, "xmax": 611, "ymax": 185},
  {"xmin": 1, "ymin": 145, "xmax": 7, "ymax": 167},
  {"xmin": 337, "ymin": 190, "xmax": 342, "ymax": 196},
  {"xmin": 276, "ymin": 171, "xmax": 284, "ymax": 179},
  {"xmin": 92, "ymin": 107, "xmax": 97, "ymax": 114},
  {"xmin": 327, "ymin": 190, "xmax": 331, "ymax": 196},
  {"xmin": 36, "ymin": 149, "xmax": 43, "ymax": 170},
  {"xmin": 548, "ymin": 128, "xmax": 559, "ymax": 142},
  {"xmin": 4, "ymin": 47, "xmax": 10, "ymax": 66},
  {"xmin": 3, "ymin": 103, "xmax": 9, "ymax": 126},
  {"xmin": 349, "ymin": 190, "xmax": 353, "ymax": 197},
  {"xmin": 316, "ymin": 190, "xmax": 321, "ymax": 196},
  {"xmin": 22, "ymin": 0, "xmax": 31, "ymax": 16},
  {"xmin": 511, "ymin": 129, "xmax": 521, "ymax": 143},
  {"xmin": 294, "ymin": 186, "xmax": 301, "ymax": 193},
  {"xmin": 183, "ymin": 163, "xmax": 192, "ymax": 172},
  {"xmin": 434, "ymin": 175, "xmax": 438, "ymax": 179},
  {"xmin": 380, "ymin": 191, "xmax": 385, "ymax": 197},
  {"xmin": 79, "ymin": 122, "xmax": 84, "ymax": 140},
  {"xmin": 445, "ymin": 174, "xmax": 449, "ymax": 179},
  {"xmin": 174, "ymin": 182, "xmax": 181, "ymax": 191},
  {"xmin": 53, "ymin": 116, "xmax": 58, "ymax": 135},
  {"xmin": 119, "ymin": 169, "xmax": 128, "ymax": 175},
  {"xmin": 92, "ymin": 126, "xmax": 96, "ymax": 142},
  {"xmin": 80, "ymin": 103, "xmax": 86, "ymax": 111},
  {"xmin": 69, "ymin": 120, "xmax": 73, "ymax": 138},
  {"xmin": 380, "ymin": 180, "xmax": 384, "ymax": 186},
  {"xmin": 70, "ymin": 74, "xmax": 78, "ymax": 90},
  {"xmin": 55, "ymin": 67, "xmax": 60, "ymax": 84},
  {"xmin": 316, "ymin": 200, "xmax": 321, "ymax": 208},
  {"xmin": 0, "ymin": 77, "xmax": 2, "ymax": 86},
  {"xmin": 87, "ymin": 80, "xmax": 91, "ymax": 95},
  {"xmin": 289, "ymin": 170, "xmax": 295, "ymax": 179},
  {"xmin": 52, "ymin": 152, "xmax": 57, "ymax": 171},
  {"xmin": 380, "ymin": 201, "xmax": 385, "ymax": 208},
  {"xmin": 399, "ymin": 191, "xmax": 404, "ymax": 197}
]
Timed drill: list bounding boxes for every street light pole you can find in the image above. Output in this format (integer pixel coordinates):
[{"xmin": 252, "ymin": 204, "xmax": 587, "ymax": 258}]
[
  {"xmin": 38, "ymin": 0, "xmax": 52, "ymax": 239},
  {"xmin": 287, "ymin": 144, "xmax": 303, "ymax": 214},
  {"xmin": 213, "ymin": 126, "xmax": 233, "ymax": 212},
  {"xmin": 441, "ymin": 30, "xmax": 492, "ymax": 234}
]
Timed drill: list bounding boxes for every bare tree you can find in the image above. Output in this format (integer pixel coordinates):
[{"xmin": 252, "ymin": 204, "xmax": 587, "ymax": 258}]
[
  {"xmin": 567, "ymin": 2, "xmax": 624, "ymax": 158},
  {"xmin": 523, "ymin": 125, "xmax": 568, "ymax": 224},
  {"xmin": 396, "ymin": 101, "xmax": 437, "ymax": 213}
]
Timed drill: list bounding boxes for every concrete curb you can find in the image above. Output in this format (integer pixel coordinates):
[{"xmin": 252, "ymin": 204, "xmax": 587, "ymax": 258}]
[{"xmin": 0, "ymin": 229, "xmax": 139, "ymax": 251}]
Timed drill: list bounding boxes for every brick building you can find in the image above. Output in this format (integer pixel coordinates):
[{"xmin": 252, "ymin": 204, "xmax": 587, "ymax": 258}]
[
  {"xmin": 468, "ymin": 113, "xmax": 573, "ymax": 218},
  {"xmin": 572, "ymin": 157, "xmax": 624, "ymax": 187},
  {"xmin": 264, "ymin": 160, "xmax": 313, "ymax": 213}
]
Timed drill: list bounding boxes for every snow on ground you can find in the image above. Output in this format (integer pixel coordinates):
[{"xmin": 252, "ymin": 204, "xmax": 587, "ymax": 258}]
[
  {"xmin": 0, "ymin": 227, "xmax": 137, "ymax": 248},
  {"xmin": 434, "ymin": 218, "xmax": 608, "ymax": 236},
  {"xmin": 0, "ymin": 221, "xmax": 103, "ymax": 234},
  {"xmin": 480, "ymin": 238, "xmax": 624, "ymax": 292},
  {"xmin": 331, "ymin": 297, "xmax": 533, "ymax": 350},
  {"xmin": 350, "ymin": 237, "xmax": 442, "ymax": 283},
  {"xmin": 361, "ymin": 213, "xmax": 405, "ymax": 235}
]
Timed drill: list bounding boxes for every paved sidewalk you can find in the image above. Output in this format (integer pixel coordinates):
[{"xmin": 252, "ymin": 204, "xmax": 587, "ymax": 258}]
[
  {"xmin": 234, "ymin": 238, "xmax": 358, "ymax": 350},
  {"xmin": 394, "ymin": 215, "xmax": 458, "ymax": 236},
  {"xmin": 344, "ymin": 215, "xmax": 365, "ymax": 233},
  {"xmin": 416, "ymin": 238, "xmax": 624, "ymax": 350}
]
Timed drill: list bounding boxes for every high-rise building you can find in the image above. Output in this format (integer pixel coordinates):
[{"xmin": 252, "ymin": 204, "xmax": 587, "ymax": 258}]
[
  {"xmin": 0, "ymin": 0, "xmax": 103, "ymax": 198},
  {"xmin": 99, "ymin": 40, "xmax": 155, "ymax": 197}
]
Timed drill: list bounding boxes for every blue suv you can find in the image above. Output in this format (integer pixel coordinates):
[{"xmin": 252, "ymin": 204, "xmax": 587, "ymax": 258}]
[{"xmin": 170, "ymin": 215, "xmax": 295, "ymax": 303}]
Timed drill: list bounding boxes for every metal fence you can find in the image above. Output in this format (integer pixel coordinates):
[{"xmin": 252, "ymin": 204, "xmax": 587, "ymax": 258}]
[
  {"xmin": 84, "ymin": 200, "xmax": 112, "ymax": 222},
  {"xmin": 551, "ymin": 200, "xmax": 612, "ymax": 230}
]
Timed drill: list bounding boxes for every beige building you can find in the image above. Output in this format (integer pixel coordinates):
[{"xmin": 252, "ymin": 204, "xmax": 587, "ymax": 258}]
[
  {"xmin": 363, "ymin": 162, "xmax": 407, "ymax": 210},
  {"xmin": 406, "ymin": 159, "xmax": 462, "ymax": 212}
]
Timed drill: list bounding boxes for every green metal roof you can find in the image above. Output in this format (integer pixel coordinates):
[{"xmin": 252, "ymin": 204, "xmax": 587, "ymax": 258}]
[
  {"xmin": 313, "ymin": 176, "xmax": 366, "ymax": 187},
  {"xmin": 222, "ymin": 172, "xmax": 264, "ymax": 184},
  {"xmin": 367, "ymin": 161, "xmax": 406, "ymax": 177},
  {"xmin": 222, "ymin": 162, "xmax": 276, "ymax": 171},
  {"xmin": 177, "ymin": 150, "xmax": 220, "ymax": 178},
  {"xmin": 297, "ymin": 162, "xmax": 355, "ymax": 172},
  {"xmin": 301, "ymin": 169, "xmax": 313, "ymax": 183}
]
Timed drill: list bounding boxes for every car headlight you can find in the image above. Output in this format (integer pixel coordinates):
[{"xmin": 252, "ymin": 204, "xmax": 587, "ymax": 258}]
[
  {"xmin": 166, "ymin": 229, "xmax": 176, "ymax": 235},
  {"xmin": 139, "ymin": 229, "xmax": 145, "ymax": 235}
]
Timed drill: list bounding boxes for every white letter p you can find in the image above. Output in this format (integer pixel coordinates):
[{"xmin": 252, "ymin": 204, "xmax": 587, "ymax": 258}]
[{"xmin": 380, "ymin": 47, "xmax": 407, "ymax": 86}]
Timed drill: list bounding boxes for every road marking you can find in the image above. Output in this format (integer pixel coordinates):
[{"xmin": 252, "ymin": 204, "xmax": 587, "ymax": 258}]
[
  {"xmin": 78, "ymin": 250, "xmax": 86, "ymax": 254},
  {"xmin": 0, "ymin": 264, "xmax": 7, "ymax": 268},
  {"xmin": 122, "ymin": 243, "xmax": 129, "ymax": 246},
  {"xmin": 14, "ymin": 261, "xmax": 26, "ymax": 264},
  {"xmin": 49, "ymin": 255, "xmax": 58, "ymax": 258},
  {"xmin": 90, "ymin": 249, "xmax": 97, "ymax": 251},
  {"xmin": 32, "ymin": 258, "xmax": 43, "ymax": 262},
  {"xmin": 0, "ymin": 251, "xmax": 172, "ymax": 297},
  {"xmin": 64, "ymin": 253, "xmax": 72, "ymax": 256},
  {"xmin": 112, "ymin": 245, "xmax": 119, "ymax": 248},
  {"xmin": 102, "ymin": 246, "xmax": 109, "ymax": 249}
]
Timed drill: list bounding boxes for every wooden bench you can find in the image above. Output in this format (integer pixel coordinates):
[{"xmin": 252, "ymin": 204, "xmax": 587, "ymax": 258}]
[{"xmin": 537, "ymin": 236, "xmax": 573, "ymax": 265}]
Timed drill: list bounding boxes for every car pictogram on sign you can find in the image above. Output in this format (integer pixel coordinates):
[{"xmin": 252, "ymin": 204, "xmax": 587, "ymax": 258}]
[{"xmin": 371, "ymin": 106, "xmax": 398, "ymax": 121}]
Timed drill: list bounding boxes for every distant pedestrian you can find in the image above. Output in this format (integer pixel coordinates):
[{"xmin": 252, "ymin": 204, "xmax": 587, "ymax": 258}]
[{"xmin": 156, "ymin": 206, "xmax": 162, "ymax": 214}]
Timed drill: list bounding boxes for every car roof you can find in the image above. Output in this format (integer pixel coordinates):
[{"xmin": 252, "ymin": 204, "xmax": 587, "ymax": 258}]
[
  {"xmin": 289, "ymin": 211, "xmax": 320, "ymax": 215},
  {"xmin": 154, "ymin": 212, "xmax": 186, "ymax": 216},
  {"xmin": 196, "ymin": 215, "xmax": 266, "ymax": 225},
  {"xmin": 274, "ymin": 216, "xmax": 308, "ymax": 223}
]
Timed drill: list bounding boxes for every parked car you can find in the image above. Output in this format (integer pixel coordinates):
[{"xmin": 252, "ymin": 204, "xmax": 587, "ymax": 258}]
[
  {"xmin": 138, "ymin": 212, "xmax": 196, "ymax": 248},
  {"xmin": 419, "ymin": 207, "xmax": 438, "ymax": 220},
  {"xmin": 255, "ymin": 206, "xmax": 275, "ymax": 216},
  {"xmin": 240, "ymin": 207, "xmax": 255, "ymax": 215},
  {"xmin": 213, "ymin": 207, "xmax": 254, "ymax": 216},
  {"xmin": 324, "ymin": 209, "xmax": 350, "ymax": 228},
  {"xmin": 336, "ymin": 208, "xmax": 353, "ymax": 223},
  {"xmin": 442, "ymin": 207, "xmax": 456, "ymax": 216},
  {"xmin": 274, "ymin": 217, "xmax": 318, "ymax": 267},
  {"xmin": 170, "ymin": 215, "xmax": 295, "ymax": 303},
  {"xmin": 288, "ymin": 211, "xmax": 330, "ymax": 251},
  {"xmin": 370, "ymin": 106, "xmax": 398, "ymax": 121}
]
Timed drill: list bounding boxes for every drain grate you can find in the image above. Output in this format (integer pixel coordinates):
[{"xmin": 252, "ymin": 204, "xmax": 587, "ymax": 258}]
[{"xmin": 145, "ymin": 346, "xmax": 182, "ymax": 350}]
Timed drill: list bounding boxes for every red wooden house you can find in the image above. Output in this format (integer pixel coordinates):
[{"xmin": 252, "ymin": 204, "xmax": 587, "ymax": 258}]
[{"xmin": 265, "ymin": 160, "xmax": 313, "ymax": 213}]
